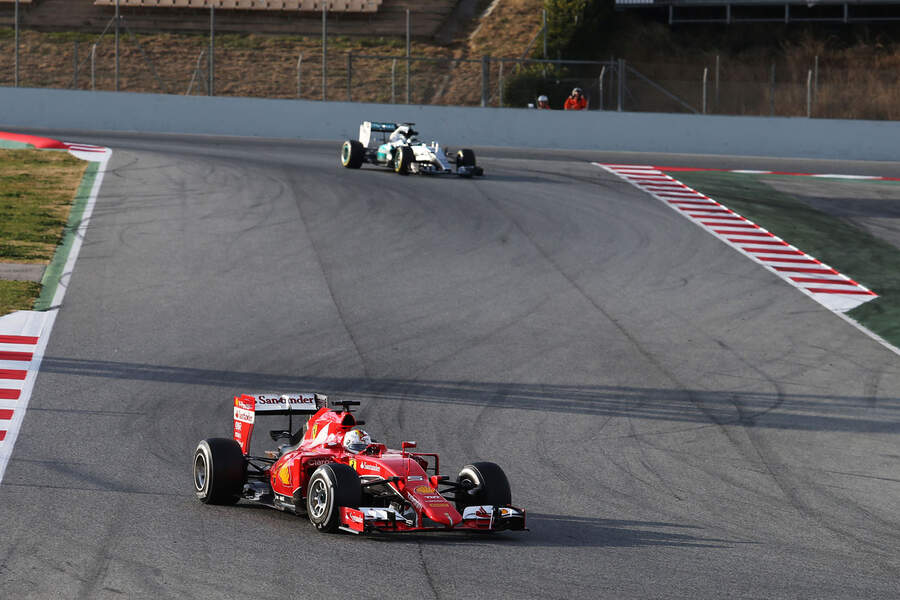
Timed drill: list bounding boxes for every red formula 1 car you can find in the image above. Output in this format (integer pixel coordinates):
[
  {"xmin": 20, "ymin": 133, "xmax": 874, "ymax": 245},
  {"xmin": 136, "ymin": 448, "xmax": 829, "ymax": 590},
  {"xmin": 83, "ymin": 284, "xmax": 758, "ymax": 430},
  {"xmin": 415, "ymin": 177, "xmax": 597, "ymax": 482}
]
[{"xmin": 192, "ymin": 393, "xmax": 526, "ymax": 534}]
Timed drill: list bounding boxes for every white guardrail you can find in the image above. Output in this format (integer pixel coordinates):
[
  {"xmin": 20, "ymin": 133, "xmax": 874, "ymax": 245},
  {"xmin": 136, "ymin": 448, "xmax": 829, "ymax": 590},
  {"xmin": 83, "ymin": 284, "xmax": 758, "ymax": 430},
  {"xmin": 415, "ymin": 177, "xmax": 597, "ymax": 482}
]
[{"xmin": 1, "ymin": 86, "xmax": 898, "ymax": 161}]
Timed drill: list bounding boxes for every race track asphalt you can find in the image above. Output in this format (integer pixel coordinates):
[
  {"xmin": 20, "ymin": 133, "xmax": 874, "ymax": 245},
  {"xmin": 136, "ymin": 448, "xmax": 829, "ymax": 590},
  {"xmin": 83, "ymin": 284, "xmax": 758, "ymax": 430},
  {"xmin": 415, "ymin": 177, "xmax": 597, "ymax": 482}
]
[{"xmin": 1, "ymin": 133, "xmax": 899, "ymax": 599}]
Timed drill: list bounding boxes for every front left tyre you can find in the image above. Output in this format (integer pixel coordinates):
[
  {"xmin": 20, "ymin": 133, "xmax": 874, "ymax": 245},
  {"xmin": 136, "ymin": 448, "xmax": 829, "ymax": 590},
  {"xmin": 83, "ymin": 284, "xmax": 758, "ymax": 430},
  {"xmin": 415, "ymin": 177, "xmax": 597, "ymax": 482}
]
[
  {"xmin": 393, "ymin": 146, "xmax": 414, "ymax": 175},
  {"xmin": 454, "ymin": 461, "xmax": 512, "ymax": 512},
  {"xmin": 193, "ymin": 438, "xmax": 246, "ymax": 505},
  {"xmin": 306, "ymin": 463, "xmax": 362, "ymax": 533},
  {"xmin": 341, "ymin": 140, "xmax": 365, "ymax": 169},
  {"xmin": 456, "ymin": 148, "xmax": 476, "ymax": 169}
]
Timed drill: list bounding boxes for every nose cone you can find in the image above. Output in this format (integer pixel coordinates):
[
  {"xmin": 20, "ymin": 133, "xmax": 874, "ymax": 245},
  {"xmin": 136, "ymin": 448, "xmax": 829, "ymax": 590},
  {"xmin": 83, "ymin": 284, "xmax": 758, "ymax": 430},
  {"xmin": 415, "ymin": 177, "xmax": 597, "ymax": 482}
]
[
  {"xmin": 424, "ymin": 505, "xmax": 461, "ymax": 528},
  {"xmin": 408, "ymin": 484, "xmax": 461, "ymax": 527}
]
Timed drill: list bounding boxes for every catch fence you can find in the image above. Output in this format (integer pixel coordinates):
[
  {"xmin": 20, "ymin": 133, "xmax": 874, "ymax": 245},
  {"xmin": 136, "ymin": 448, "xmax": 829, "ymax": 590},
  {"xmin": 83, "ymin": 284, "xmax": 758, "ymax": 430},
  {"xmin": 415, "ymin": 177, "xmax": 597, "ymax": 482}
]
[{"xmin": 0, "ymin": 8, "xmax": 896, "ymax": 119}]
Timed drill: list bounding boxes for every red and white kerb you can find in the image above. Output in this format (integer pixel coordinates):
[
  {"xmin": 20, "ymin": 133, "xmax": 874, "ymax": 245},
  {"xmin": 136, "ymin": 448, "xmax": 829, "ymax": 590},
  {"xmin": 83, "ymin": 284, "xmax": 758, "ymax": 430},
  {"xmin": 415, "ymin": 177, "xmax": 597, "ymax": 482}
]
[
  {"xmin": 0, "ymin": 334, "xmax": 40, "ymax": 444},
  {"xmin": 597, "ymin": 164, "xmax": 878, "ymax": 313}
]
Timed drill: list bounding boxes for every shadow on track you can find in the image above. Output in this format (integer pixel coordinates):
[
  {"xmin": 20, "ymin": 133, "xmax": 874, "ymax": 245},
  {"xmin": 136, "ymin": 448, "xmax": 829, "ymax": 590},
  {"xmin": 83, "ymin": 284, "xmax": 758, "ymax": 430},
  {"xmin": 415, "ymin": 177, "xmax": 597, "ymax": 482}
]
[
  {"xmin": 300, "ymin": 514, "xmax": 743, "ymax": 549},
  {"xmin": 39, "ymin": 357, "xmax": 900, "ymax": 434}
]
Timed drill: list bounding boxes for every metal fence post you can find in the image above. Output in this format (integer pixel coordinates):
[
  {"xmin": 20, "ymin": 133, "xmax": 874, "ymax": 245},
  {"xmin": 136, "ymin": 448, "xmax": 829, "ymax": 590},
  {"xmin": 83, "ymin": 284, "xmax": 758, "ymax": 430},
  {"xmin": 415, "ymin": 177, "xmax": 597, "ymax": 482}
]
[
  {"xmin": 806, "ymin": 69, "xmax": 812, "ymax": 118},
  {"xmin": 297, "ymin": 53, "xmax": 302, "ymax": 98},
  {"xmin": 405, "ymin": 8, "xmax": 411, "ymax": 104},
  {"xmin": 186, "ymin": 49, "xmax": 205, "ymax": 95},
  {"xmin": 391, "ymin": 58, "xmax": 396, "ymax": 104},
  {"xmin": 209, "ymin": 6, "xmax": 215, "ymax": 96},
  {"xmin": 73, "ymin": 41, "xmax": 79, "ymax": 88},
  {"xmin": 481, "ymin": 56, "xmax": 489, "ymax": 107},
  {"xmin": 542, "ymin": 9, "xmax": 547, "ymax": 59},
  {"xmin": 14, "ymin": 0, "xmax": 18, "ymax": 88},
  {"xmin": 498, "ymin": 60, "xmax": 504, "ymax": 107},
  {"xmin": 598, "ymin": 65, "xmax": 606, "ymax": 110},
  {"xmin": 91, "ymin": 43, "xmax": 97, "ymax": 91},
  {"xmin": 346, "ymin": 52, "xmax": 352, "ymax": 102},
  {"xmin": 322, "ymin": 5, "xmax": 327, "ymax": 101},
  {"xmin": 714, "ymin": 54, "xmax": 720, "ymax": 111},
  {"xmin": 769, "ymin": 63, "xmax": 776, "ymax": 116},
  {"xmin": 115, "ymin": 0, "xmax": 119, "ymax": 92},
  {"xmin": 814, "ymin": 55, "xmax": 819, "ymax": 100},
  {"xmin": 617, "ymin": 58, "xmax": 625, "ymax": 111},
  {"xmin": 702, "ymin": 67, "xmax": 708, "ymax": 114}
]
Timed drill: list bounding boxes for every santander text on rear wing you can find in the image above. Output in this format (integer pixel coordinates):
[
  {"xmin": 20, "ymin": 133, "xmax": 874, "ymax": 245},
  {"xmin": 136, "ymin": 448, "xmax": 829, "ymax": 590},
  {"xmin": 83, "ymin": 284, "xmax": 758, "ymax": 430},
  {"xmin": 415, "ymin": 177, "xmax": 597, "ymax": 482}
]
[{"xmin": 233, "ymin": 393, "xmax": 327, "ymax": 454}]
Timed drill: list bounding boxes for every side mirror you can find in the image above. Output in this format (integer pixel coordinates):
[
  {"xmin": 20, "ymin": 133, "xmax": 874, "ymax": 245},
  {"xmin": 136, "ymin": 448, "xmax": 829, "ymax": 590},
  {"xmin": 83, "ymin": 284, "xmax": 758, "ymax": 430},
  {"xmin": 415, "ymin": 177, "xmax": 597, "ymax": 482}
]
[{"xmin": 401, "ymin": 441, "xmax": 417, "ymax": 451}]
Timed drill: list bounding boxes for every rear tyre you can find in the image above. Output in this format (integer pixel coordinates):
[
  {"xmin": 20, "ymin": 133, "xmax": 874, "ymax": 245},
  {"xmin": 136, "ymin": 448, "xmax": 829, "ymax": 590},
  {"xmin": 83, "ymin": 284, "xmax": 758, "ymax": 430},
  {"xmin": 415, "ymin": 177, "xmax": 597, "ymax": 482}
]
[
  {"xmin": 193, "ymin": 438, "xmax": 245, "ymax": 505},
  {"xmin": 341, "ymin": 140, "xmax": 365, "ymax": 169},
  {"xmin": 454, "ymin": 461, "xmax": 511, "ymax": 512},
  {"xmin": 393, "ymin": 146, "xmax": 414, "ymax": 175},
  {"xmin": 306, "ymin": 463, "xmax": 361, "ymax": 533}
]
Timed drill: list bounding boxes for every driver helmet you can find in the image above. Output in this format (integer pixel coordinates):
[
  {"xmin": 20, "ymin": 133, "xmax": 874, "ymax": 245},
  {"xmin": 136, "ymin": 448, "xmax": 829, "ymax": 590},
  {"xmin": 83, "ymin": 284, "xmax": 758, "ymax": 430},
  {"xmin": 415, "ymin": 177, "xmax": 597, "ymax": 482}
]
[
  {"xmin": 537, "ymin": 95, "xmax": 549, "ymax": 104},
  {"xmin": 343, "ymin": 429, "xmax": 372, "ymax": 454},
  {"xmin": 390, "ymin": 124, "xmax": 417, "ymax": 143},
  {"xmin": 389, "ymin": 126, "xmax": 408, "ymax": 143},
  {"xmin": 572, "ymin": 87, "xmax": 583, "ymax": 96}
]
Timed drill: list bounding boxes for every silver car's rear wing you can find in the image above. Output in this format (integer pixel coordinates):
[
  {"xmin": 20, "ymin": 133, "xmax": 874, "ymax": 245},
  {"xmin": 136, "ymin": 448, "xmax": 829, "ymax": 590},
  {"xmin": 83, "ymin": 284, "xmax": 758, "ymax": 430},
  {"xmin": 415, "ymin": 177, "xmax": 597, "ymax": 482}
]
[{"xmin": 359, "ymin": 121, "xmax": 399, "ymax": 147}]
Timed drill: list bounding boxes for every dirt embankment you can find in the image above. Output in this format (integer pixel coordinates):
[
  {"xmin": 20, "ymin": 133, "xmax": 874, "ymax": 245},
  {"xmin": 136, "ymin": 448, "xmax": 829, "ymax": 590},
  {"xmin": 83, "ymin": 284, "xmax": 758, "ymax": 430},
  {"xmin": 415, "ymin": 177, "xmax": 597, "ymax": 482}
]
[
  {"xmin": 0, "ymin": 2, "xmax": 543, "ymax": 106},
  {"xmin": 431, "ymin": 0, "xmax": 543, "ymax": 106}
]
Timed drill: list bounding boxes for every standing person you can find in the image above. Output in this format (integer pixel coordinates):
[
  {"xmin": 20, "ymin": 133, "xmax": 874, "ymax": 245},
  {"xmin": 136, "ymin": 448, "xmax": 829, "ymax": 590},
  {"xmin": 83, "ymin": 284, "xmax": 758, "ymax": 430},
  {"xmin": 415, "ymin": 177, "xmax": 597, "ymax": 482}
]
[
  {"xmin": 564, "ymin": 87, "xmax": 587, "ymax": 110},
  {"xmin": 536, "ymin": 95, "xmax": 551, "ymax": 109}
]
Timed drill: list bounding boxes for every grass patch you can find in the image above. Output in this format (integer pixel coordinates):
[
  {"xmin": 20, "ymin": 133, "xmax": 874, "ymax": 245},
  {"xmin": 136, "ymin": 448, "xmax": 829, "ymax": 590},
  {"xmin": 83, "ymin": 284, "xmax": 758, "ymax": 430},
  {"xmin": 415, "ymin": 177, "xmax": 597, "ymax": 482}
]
[
  {"xmin": 0, "ymin": 281, "xmax": 42, "ymax": 315},
  {"xmin": 0, "ymin": 149, "xmax": 88, "ymax": 262},
  {"xmin": 666, "ymin": 170, "xmax": 900, "ymax": 346}
]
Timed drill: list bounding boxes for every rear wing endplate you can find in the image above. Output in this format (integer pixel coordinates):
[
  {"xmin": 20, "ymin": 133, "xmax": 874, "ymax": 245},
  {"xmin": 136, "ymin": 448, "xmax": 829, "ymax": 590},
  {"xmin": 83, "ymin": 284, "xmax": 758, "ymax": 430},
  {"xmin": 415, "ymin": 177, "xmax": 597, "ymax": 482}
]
[
  {"xmin": 233, "ymin": 392, "xmax": 327, "ymax": 454},
  {"xmin": 359, "ymin": 121, "xmax": 399, "ymax": 147}
]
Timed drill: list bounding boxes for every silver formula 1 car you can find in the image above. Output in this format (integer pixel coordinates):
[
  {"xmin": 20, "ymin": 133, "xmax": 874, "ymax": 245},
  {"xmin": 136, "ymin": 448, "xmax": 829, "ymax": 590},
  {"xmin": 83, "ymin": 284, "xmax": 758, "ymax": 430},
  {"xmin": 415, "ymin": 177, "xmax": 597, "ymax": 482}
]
[{"xmin": 340, "ymin": 122, "xmax": 484, "ymax": 177}]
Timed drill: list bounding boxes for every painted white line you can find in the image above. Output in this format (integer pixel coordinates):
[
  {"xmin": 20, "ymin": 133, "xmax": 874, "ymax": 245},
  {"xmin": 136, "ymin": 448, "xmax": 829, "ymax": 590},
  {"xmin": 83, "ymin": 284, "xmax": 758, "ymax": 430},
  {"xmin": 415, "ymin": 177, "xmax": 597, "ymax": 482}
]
[
  {"xmin": 0, "ymin": 398, "xmax": 21, "ymax": 411},
  {"xmin": 0, "ymin": 342, "xmax": 37, "ymax": 353},
  {"xmin": 0, "ymin": 146, "xmax": 112, "ymax": 483},
  {"xmin": 0, "ymin": 360, "xmax": 33, "ymax": 371},
  {"xmin": 811, "ymin": 174, "xmax": 880, "ymax": 180}
]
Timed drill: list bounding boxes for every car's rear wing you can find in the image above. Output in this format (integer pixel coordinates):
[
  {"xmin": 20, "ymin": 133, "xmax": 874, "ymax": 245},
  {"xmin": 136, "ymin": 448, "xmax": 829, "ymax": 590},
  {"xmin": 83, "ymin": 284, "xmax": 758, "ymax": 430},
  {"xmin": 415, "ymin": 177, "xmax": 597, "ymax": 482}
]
[
  {"xmin": 233, "ymin": 393, "xmax": 326, "ymax": 454},
  {"xmin": 359, "ymin": 121, "xmax": 397, "ymax": 147}
]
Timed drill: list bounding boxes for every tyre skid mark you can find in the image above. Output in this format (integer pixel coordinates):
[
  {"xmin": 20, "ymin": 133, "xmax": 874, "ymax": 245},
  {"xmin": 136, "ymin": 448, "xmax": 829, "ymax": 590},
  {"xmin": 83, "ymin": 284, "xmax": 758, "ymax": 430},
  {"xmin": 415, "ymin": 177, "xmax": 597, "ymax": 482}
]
[{"xmin": 597, "ymin": 164, "xmax": 877, "ymax": 314}]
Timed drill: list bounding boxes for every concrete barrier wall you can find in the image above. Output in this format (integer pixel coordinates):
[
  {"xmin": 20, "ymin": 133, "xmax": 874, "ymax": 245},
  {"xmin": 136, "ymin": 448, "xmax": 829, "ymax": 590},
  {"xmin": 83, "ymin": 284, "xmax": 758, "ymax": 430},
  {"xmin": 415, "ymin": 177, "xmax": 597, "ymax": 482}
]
[{"xmin": 0, "ymin": 86, "xmax": 897, "ymax": 161}]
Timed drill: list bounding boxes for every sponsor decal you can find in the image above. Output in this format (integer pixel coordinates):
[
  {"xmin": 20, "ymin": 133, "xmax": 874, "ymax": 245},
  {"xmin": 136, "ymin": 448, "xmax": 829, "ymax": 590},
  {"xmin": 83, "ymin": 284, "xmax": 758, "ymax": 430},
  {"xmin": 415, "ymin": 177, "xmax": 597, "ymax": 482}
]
[
  {"xmin": 305, "ymin": 458, "xmax": 331, "ymax": 468},
  {"xmin": 407, "ymin": 475, "xmax": 423, "ymax": 481},
  {"xmin": 349, "ymin": 458, "xmax": 357, "ymax": 470},
  {"xmin": 311, "ymin": 424, "xmax": 319, "ymax": 438},
  {"xmin": 254, "ymin": 393, "xmax": 318, "ymax": 411},
  {"xmin": 233, "ymin": 407, "xmax": 254, "ymax": 424},
  {"xmin": 342, "ymin": 507, "xmax": 365, "ymax": 531},
  {"xmin": 428, "ymin": 502, "xmax": 450, "ymax": 508},
  {"xmin": 360, "ymin": 462, "xmax": 380, "ymax": 472},
  {"xmin": 415, "ymin": 486, "xmax": 436, "ymax": 494},
  {"xmin": 278, "ymin": 464, "xmax": 291, "ymax": 486}
]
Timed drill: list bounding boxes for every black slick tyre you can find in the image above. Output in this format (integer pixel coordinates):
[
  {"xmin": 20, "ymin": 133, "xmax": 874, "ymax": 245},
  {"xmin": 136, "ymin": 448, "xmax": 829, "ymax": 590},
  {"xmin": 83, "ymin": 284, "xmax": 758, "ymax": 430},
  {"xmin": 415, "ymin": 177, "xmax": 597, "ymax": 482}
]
[
  {"xmin": 454, "ymin": 461, "xmax": 511, "ymax": 512},
  {"xmin": 193, "ymin": 438, "xmax": 245, "ymax": 505},
  {"xmin": 306, "ymin": 463, "xmax": 361, "ymax": 533},
  {"xmin": 456, "ymin": 149, "xmax": 477, "ymax": 178},
  {"xmin": 456, "ymin": 149, "xmax": 476, "ymax": 168},
  {"xmin": 393, "ymin": 146, "xmax": 414, "ymax": 175},
  {"xmin": 341, "ymin": 140, "xmax": 365, "ymax": 168}
]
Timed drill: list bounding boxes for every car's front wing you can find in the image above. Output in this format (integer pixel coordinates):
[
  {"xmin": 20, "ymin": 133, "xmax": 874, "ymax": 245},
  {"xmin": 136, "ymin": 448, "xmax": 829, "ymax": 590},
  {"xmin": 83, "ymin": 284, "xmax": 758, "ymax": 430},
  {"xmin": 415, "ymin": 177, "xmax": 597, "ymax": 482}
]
[{"xmin": 339, "ymin": 505, "xmax": 526, "ymax": 534}]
